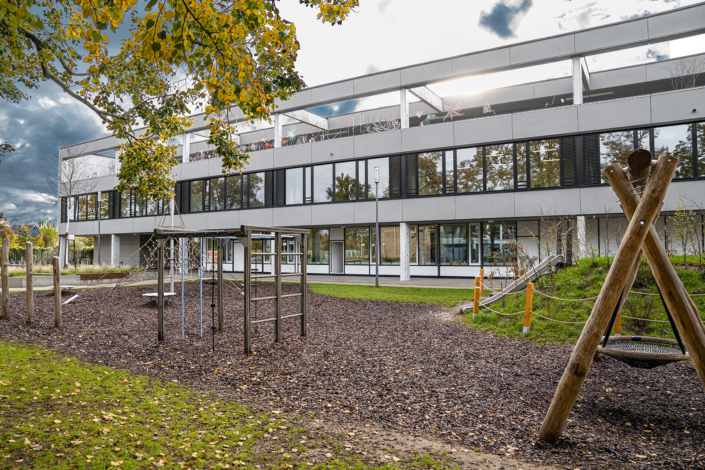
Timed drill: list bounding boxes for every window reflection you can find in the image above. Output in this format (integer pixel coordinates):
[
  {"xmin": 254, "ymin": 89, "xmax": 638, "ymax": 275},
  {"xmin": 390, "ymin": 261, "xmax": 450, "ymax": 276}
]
[
  {"xmin": 225, "ymin": 175, "xmax": 242, "ymax": 209},
  {"xmin": 248, "ymin": 173, "xmax": 265, "ymax": 207},
  {"xmin": 482, "ymin": 222, "xmax": 517, "ymax": 266},
  {"xmin": 286, "ymin": 168, "xmax": 304, "ymax": 205},
  {"xmin": 334, "ymin": 161, "xmax": 356, "ymax": 201},
  {"xmin": 313, "ymin": 164, "xmax": 333, "ymax": 203},
  {"xmin": 655, "ymin": 124, "xmax": 693, "ymax": 178},
  {"xmin": 440, "ymin": 224, "xmax": 468, "ymax": 265},
  {"xmin": 418, "ymin": 152, "xmax": 443, "ymax": 195},
  {"xmin": 345, "ymin": 227, "xmax": 369, "ymax": 265},
  {"xmin": 600, "ymin": 131, "xmax": 634, "ymax": 182},
  {"xmin": 418, "ymin": 225, "xmax": 436, "ymax": 265},
  {"xmin": 456, "ymin": 147, "xmax": 483, "ymax": 193},
  {"xmin": 190, "ymin": 180, "xmax": 203, "ymax": 212},
  {"xmin": 529, "ymin": 139, "xmax": 560, "ymax": 188},
  {"xmin": 379, "ymin": 226, "xmax": 400, "ymax": 265},
  {"xmin": 308, "ymin": 229, "xmax": 329, "ymax": 264},
  {"xmin": 444, "ymin": 151, "xmax": 455, "ymax": 193},
  {"xmin": 210, "ymin": 177, "xmax": 225, "ymax": 211},
  {"xmin": 486, "ymin": 144, "xmax": 514, "ymax": 191},
  {"xmin": 367, "ymin": 157, "xmax": 389, "ymax": 199}
]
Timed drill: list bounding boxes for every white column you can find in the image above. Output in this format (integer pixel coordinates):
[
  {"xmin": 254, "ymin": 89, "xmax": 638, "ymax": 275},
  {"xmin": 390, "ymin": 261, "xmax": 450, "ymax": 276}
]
[
  {"xmin": 400, "ymin": 89, "xmax": 409, "ymax": 129},
  {"xmin": 576, "ymin": 216, "xmax": 587, "ymax": 260},
  {"xmin": 400, "ymin": 223, "xmax": 411, "ymax": 281},
  {"xmin": 572, "ymin": 56, "xmax": 583, "ymax": 105},
  {"xmin": 274, "ymin": 114, "xmax": 282, "ymax": 148},
  {"xmin": 182, "ymin": 132, "xmax": 190, "ymax": 163},
  {"xmin": 110, "ymin": 234, "xmax": 120, "ymax": 265}
]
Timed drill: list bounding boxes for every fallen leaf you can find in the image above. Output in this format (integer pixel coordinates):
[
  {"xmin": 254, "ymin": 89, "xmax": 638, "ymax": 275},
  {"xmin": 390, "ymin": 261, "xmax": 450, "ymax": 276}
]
[
  {"xmin": 111, "ymin": 461, "xmax": 124, "ymax": 467},
  {"xmin": 392, "ymin": 457, "xmax": 401, "ymax": 462}
]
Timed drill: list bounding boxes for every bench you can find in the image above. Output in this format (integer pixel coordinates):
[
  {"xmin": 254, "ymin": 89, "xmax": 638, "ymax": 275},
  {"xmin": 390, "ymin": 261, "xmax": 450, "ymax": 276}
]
[{"xmin": 142, "ymin": 292, "xmax": 177, "ymax": 305}]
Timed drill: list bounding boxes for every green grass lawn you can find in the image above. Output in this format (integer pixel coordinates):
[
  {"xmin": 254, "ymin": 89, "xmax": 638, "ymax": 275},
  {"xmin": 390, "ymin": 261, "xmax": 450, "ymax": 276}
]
[
  {"xmin": 306, "ymin": 284, "xmax": 476, "ymax": 307},
  {"xmin": 0, "ymin": 342, "xmax": 458, "ymax": 470}
]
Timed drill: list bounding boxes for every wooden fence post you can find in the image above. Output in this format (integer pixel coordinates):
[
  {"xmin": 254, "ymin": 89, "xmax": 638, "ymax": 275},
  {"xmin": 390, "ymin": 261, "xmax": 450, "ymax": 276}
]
[
  {"xmin": 472, "ymin": 285, "xmax": 481, "ymax": 319},
  {"xmin": 53, "ymin": 256, "xmax": 61, "ymax": 328},
  {"xmin": 244, "ymin": 230, "xmax": 252, "ymax": 354},
  {"xmin": 538, "ymin": 155, "xmax": 677, "ymax": 442},
  {"xmin": 1, "ymin": 239, "xmax": 8, "ymax": 319},
  {"xmin": 523, "ymin": 283, "xmax": 534, "ymax": 334},
  {"xmin": 26, "ymin": 242, "xmax": 33, "ymax": 323}
]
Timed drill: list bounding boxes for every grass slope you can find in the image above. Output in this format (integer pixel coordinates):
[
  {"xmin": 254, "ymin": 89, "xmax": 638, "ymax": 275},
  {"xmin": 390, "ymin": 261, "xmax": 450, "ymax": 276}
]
[{"xmin": 0, "ymin": 342, "xmax": 457, "ymax": 470}]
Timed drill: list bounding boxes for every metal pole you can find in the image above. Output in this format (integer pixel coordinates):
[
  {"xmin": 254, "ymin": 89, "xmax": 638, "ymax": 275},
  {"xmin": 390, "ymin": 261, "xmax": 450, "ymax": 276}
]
[
  {"xmin": 375, "ymin": 166, "xmax": 380, "ymax": 287},
  {"xmin": 199, "ymin": 237, "xmax": 203, "ymax": 338},
  {"xmin": 181, "ymin": 237, "xmax": 184, "ymax": 340}
]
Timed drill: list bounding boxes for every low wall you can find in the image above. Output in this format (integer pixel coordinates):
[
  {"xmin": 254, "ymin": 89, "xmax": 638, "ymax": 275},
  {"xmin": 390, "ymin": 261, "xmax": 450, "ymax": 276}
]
[{"xmin": 7, "ymin": 274, "xmax": 120, "ymax": 289}]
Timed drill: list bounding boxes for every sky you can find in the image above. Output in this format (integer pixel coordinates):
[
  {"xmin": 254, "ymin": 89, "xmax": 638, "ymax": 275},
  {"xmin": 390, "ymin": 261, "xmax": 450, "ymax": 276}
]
[{"xmin": 1, "ymin": 0, "xmax": 703, "ymax": 226}]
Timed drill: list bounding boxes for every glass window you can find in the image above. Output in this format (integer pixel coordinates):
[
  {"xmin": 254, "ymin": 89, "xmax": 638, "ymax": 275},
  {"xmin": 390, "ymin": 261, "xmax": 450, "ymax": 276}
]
[
  {"xmin": 470, "ymin": 223, "xmax": 480, "ymax": 264},
  {"xmin": 225, "ymin": 175, "xmax": 242, "ymax": 209},
  {"xmin": 286, "ymin": 168, "xmax": 304, "ymax": 205},
  {"xmin": 483, "ymin": 222, "xmax": 517, "ymax": 266},
  {"xmin": 304, "ymin": 167, "xmax": 312, "ymax": 203},
  {"xmin": 357, "ymin": 161, "xmax": 367, "ymax": 200},
  {"xmin": 517, "ymin": 143, "xmax": 528, "ymax": 189},
  {"xmin": 486, "ymin": 144, "xmax": 514, "ymax": 191},
  {"xmin": 120, "ymin": 191, "xmax": 130, "ymax": 218},
  {"xmin": 529, "ymin": 139, "xmax": 560, "ymax": 188},
  {"xmin": 308, "ymin": 229, "xmax": 329, "ymax": 264},
  {"xmin": 190, "ymin": 180, "xmax": 204, "ymax": 212},
  {"xmin": 698, "ymin": 123, "xmax": 705, "ymax": 176},
  {"xmin": 600, "ymin": 131, "xmax": 634, "ymax": 182},
  {"xmin": 334, "ymin": 161, "xmax": 356, "ymax": 201},
  {"xmin": 249, "ymin": 173, "xmax": 265, "ymax": 207},
  {"xmin": 418, "ymin": 152, "xmax": 443, "ymax": 196},
  {"xmin": 313, "ymin": 164, "xmax": 333, "ymax": 203},
  {"xmin": 100, "ymin": 192, "xmax": 109, "ymax": 219},
  {"xmin": 367, "ymin": 157, "xmax": 389, "ymax": 199},
  {"xmin": 147, "ymin": 198, "xmax": 158, "ymax": 216},
  {"xmin": 456, "ymin": 147, "xmax": 483, "ymax": 193},
  {"xmin": 86, "ymin": 193, "xmax": 96, "ymax": 220},
  {"xmin": 444, "ymin": 151, "xmax": 455, "ymax": 193},
  {"xmin": 655, "ymin": 124, "xmax": 693, "ymax": 179},
  {"xmin": 345, "ymin": 227, "xmax": 370, "ymax": 265},
  {"xmin": 418, "ymin": 225, "xmax": 436, "ymax": 266},
  {"xmin": 636, "ymin": 129, "xmax": 649, "ymax": 151},
  {"xmin": 210, "ymin": 177, "xmax": 225, "ymax": 211},
  {"xmin": 134, "ymin": 194, "xmax": 145, "ymax": 216},
  {"xmin": 380, "ymin": 226, "xmax": 401, "ymax": 265},
  {"xmin": 409, "ymin": 225, "xmax": 417, "ymax": 264},
  {"xmin": 78, "ymin": 195, "xmax": 87, "ymax": 220},
  {"xmin": 440, "ymin": 224, "xmax": 468, "ymax": 266}
]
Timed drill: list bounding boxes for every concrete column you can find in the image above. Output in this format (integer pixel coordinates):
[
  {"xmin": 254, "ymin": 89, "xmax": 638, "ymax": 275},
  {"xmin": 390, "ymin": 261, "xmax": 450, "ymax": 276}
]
[
  {"xmin": 400, "ymin": 223, "xmax": 411, "ymax": 281},
  {"xmin": 572, "ymin": 56, "xmax": 583, "ymax": 105},
  {"xmin": 182, "ymin": 132, "xmax": 190, "ymax": 163},
  {"xmin": 111, "ymin": 234, "xmax": 120, "ymax": 266},
  {"xmin": 274, "ymin": 114, "xmax": 282, "ymax": 148},
  {"xmin": 576, "ymin": 216, "xmax": 587, "ymax": 260},
  {"xmin": 400, "ymin": 89, "xmax": 409, "ymax": 129}
]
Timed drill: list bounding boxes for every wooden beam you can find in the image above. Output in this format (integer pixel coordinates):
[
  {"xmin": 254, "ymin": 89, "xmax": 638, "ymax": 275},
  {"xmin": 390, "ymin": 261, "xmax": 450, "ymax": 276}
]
[
  {"xmin": 409, "ymin": 86, "xmax": 443, "ymax": 112},
  {"xmin": 282, "ymin": 110, "xmax": 329, "ymax": 131},
  {"xmin": 26, "ymin": 242, "xmax": 33, "ymax": 323},
  {"xmin": 53, "ymin": 256, "xmax": 61, "ymax": 328},
  {"xmin": 606, "ymin": 161, "xmax": 705, "ymax": 389},
  {"xmin": 217, "ymin": 239, "xmax": 224, "ymax": 332},
  {"xmin": 158, "ymin": 241, "xmax": 165, "ymax": 341},
  {"xmin": 1, "ymin": 239, "xmax": 8, "ymax": 319},
  {"xmin": 538, "ymin": 155, "xmax": 678, "ymax": 442},
  {"xmin": 275, "ymin": 232, "xmax": 282, "ymax": 343}
]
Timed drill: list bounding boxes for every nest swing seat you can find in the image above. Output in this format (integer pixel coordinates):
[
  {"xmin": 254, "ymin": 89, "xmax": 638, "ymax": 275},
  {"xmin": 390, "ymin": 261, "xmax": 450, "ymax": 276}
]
[{"xmin": 598, "ymin": 335, "xmax": 690, "ymax": 369}]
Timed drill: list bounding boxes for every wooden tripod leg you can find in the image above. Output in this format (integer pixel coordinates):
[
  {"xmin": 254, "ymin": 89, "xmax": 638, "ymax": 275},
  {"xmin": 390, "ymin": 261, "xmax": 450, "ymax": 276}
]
[
  {"xmin": 606, "ymin": 162, "xmax": 705, "ymax": 391},
  {"xmin": 538, "ymin": 156, "xmax": 678, "ymax": 442}
]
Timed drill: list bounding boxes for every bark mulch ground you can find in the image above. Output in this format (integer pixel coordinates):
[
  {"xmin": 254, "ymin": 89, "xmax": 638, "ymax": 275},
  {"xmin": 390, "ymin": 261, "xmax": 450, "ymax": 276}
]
[{"xmin": 0, "ymin": 282, "xmax": 703, "ymax": 469}]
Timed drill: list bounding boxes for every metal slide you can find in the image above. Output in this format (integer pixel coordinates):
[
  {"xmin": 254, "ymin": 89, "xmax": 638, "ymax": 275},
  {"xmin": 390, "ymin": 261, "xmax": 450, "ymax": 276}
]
[{"xmin": 459, "ymin": 254, "xmax": 564, "ymax": 314}]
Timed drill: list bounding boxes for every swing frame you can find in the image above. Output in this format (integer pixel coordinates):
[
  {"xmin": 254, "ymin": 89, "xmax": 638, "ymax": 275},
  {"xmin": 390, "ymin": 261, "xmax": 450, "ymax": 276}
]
[{"xmin": 153, "ymin": 225, "xmax": 310, "ymax": 354}]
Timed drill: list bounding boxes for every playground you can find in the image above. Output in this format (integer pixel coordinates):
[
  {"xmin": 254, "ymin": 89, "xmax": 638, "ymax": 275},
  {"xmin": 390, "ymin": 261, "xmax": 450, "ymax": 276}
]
[{"xmin": 0, "ymin": 279, "xmax": 702, "ymax": 469}]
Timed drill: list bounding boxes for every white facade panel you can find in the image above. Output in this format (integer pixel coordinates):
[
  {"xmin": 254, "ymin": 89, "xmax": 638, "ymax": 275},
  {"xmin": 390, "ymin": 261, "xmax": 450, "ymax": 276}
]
[
  {"xmin": 512, "ymin": 106, "xmax": 579, "ymax": 140},
  {"xmin": 181, "ymin": 159, "xmax": 210, "ymax": 180},
  {"xmin": 311, "ymin": 81, "xmax": 355, "ymax": 105},
  {"xmin": 307, "ymin": 264, "xmax": 330, "ymax": 274},
  {"xmin": 353, "ymin": 130, "xmax": 402, "ymax": 158},
  {"xmin": 574, "ymin": 19, "xmax": 649, "ymax": 54},
  {"xmin": 533, "ymin": 78, "xmax": 572, "ymax": 99},
  {"xmin": 515, "ymin": 188, "xmax": 582, "ymax": 218},
  {"xmin": 590, "ymin": 65, "xmax": 646, "ymax": 90},
  {"xmin": 439, "ymin": 266, "xmax": 476, "ymax": 278},
  {"xmin": 273, "ymin": 143, "xmax": 312, "ymax": 168},
  {"xmin": 244, "ymin": 149, "xmax": 274, "ymax": 172},
  {"xmin": 345, "ymin": 265, "xmax": 370, "ymax": 276},
  {"xmin": 311, "ymin": 203, "xmax": 355, "ymax": 226},
  {"xmin": 400, "ymin": 59, "xmax": 453, "ymax": 87},
  {"xmin": 311, "ymin": 137, "xmax": 354, "ymax": 164},
  {"xmin": 410, "ymin": 266, "xmax": 437, "ymax": 277},
  {"xmin": 354, "ymin": 200, "xmax": 404, "ymax": 225},
  {"xmin": 455, "ymin": 192, "xmax": 514, "ymax": 220},
  {"xmin": 487, "ymin": 83, "xmax": 535, "ymax": 108},
  {"xmin": 353, "ymin": 71, "xmax": 400, "ymax": 95},
  {"xmin": 451, "ymin": 48, "xmax": 511, "ymax": 76},
  {"xmin": 275, "ymin": 89, "xmax": 312, "ymax": 112},
  {"xmin": 650, "ymin": 88, "xmax": 705, "ymax": 125},
  {"xmin": 580, "ymin": 186, "xmax": 621, "ymax": 216},
  {"xmin": 401, "ymin": 122, "xmax": 454, "ymax": 152},
  {"xmin": 272, "ymin": 206, "xmax": 312, "ymax": 227},
  {"xmin": 577, "ymin": 96, "xmax": 652, "ymax": 132},
  {"xmin": 510, "ymin": 35, "xmax": 575, "ymax": 65},
  {"xmin": 454, "ymin": 114, "xmax": 513, "ymax": 147},
  {"xmin": 647, "ymin": 3, "xmax": 705, "ymax": 41},
  {"xmin": 402, "ymin": 198, "xmax": 456, "ymax": 223},
  {"xmin": 238, "ymin": 209, "xmax": 273, "ymax": 227}
]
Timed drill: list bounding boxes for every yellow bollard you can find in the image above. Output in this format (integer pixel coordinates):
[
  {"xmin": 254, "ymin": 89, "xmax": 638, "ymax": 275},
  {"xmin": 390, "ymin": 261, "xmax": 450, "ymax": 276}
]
[
  {"xmin": 615, "ymin": 312, "xmax": 621, "ymax": 335},
  {"xmin": 479, "ymin": 269, "xmax": 484, "ymax": 291},
  {"xmin": 473, "ymin": 284, "xmax": 481, "ymax": 319},
  {"xmin": 523, "ymin": 283, "xmax": 534, "ymax": 334}
]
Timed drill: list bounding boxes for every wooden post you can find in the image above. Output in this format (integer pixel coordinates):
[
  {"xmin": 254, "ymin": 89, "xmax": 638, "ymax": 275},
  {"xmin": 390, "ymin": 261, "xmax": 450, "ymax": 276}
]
[
  {"xmin": 274, "ymin": 232, "xmax": 282, "ymax": 343},
  {"xmin": 472, "ymin": 285, "xmax": 480, "ymax": 319},
  {"xmin": 26, "ymin": 242, "xmax": 33, "ymax": 323},
  {"xmin": 157, "ymin": 240, "xmax": 165, "ymax": 341},
  {"xmin": 538, "ymin": 155, "xmax": 678, "ymax": 442},
  {"xmin": 523, "ymin": 283, "xmax": 534, "ymax": 334},
  {"xmin": 301, "ymin": 233, "xmax": 308, "ymax": 337},
  {"xmin": 479, "ymin": 269, "xmax": 484, "ymax": 289},
  {"xmin": 217, "ymin": 239, "xmax": 224, "ymax": 332},
  {"xmin": 244, "ymin": 230, "xmax": 252, "ymax": 354},
  {"xmin": 53, "ymin": 256, "xmax": 61, "ymax": 328},
  {"xmin": 607, "ymin": 159, "xmax": 705, "ymax": 390},
  {"xmin": 1, "ymin": 239, "xmax": 8, "ymax": 319}
]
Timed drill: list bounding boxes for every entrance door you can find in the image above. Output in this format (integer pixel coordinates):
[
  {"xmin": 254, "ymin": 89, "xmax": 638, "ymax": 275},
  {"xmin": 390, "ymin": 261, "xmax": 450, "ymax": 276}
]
[{"xmin": 330, "ymin": 241, "xmax": 344, "ymax": 274}]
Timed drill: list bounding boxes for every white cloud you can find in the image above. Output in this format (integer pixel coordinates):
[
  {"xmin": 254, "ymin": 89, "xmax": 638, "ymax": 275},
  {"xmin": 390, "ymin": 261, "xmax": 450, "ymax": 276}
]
[
  {"xmin": 2, "ymin": 203, "xmax": 17, "ymax": 211},
  {"xmin": 38, "ymin": 97, "xmax": 58, "ymax": 108}
]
